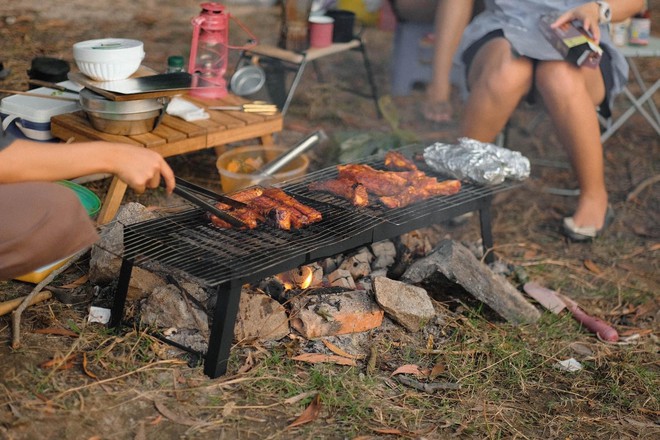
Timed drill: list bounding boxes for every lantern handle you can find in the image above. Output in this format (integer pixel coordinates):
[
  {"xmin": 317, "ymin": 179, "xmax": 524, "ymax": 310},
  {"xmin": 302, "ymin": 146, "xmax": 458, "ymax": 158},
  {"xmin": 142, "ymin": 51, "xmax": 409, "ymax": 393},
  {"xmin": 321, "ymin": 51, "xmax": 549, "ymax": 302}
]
[{"xmin": 227, "ymin": 14, "xmax": 259, "ymax": 50}]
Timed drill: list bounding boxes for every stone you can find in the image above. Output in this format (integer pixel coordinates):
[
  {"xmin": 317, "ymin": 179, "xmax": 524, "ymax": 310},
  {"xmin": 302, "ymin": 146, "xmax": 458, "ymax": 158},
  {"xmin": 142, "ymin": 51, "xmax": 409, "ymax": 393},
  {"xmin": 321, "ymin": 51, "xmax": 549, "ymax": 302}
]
[
  {"xmin": 401, "ymin": 239, "xmax": 541, "ymax": 325},
  {"xmin": 370, "ymin": 240, "xmax": 396, "ymax": 270},
  {"xmin": 140, "ymin": 284, "xmax": 210, "ymax": 336},
  {"xmin": 234, "ymin": 290, "xmax": 289, "ymax": 342},
  {"xmin": 373, "ymin": 276, "xmax": 436, "ymax": 332},
  {"xmin": 289, "ymin": 290, "xmax": 384, "ymax": 339},
  {"xmin": 327, "ymin": 269, "xmax": 356, "ymax": 289},
  {"xmin": 89, "ymin": 203, "xmax": 165, "ymax": 300},
  {"xmin": 339, "ymin": 247, "xmax": 374, "ymax": 279}
]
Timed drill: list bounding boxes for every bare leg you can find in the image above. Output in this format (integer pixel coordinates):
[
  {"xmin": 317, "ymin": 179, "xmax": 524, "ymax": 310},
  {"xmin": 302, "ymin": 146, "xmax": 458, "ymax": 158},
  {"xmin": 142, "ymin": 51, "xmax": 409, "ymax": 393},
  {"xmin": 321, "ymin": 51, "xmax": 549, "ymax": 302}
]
[
  {"xmin": 535, "ymin": 61, "xmax": 608, "ymax": 229},
  {"xmin": 459, "ymin": 38, "xmax": 534, "ymax": 142},
  {"xmin": 426, "ymin": 0, "xmax": 474, "ymax": 106}
]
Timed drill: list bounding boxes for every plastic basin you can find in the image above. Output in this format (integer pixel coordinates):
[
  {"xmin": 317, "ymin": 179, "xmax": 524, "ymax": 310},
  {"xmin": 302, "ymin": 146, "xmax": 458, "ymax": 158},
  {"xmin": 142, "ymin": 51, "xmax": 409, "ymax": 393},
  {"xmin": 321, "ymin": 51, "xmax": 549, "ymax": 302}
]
[{"xmin": 217, "ymin": 145, "xmax": 309, "ymax": 193}]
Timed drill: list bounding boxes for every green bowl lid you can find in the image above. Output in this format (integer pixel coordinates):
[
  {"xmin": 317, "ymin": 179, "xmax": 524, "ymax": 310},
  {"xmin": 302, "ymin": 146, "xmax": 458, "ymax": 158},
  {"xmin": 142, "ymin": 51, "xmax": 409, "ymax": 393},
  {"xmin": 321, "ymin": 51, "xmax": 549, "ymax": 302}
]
[{"xmin": 57, "ymin": 180, "xmax": 101, "ymax": 218}]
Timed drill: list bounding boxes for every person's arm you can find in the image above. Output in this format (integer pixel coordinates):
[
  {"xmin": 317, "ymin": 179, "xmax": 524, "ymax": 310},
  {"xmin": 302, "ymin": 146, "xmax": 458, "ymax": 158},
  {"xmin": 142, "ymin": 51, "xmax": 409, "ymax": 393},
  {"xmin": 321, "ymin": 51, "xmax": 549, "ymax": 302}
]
[
  {"xmin": 0, "ymin": 138, "xmax": 175, "ymax": 194},
  {"xmin": 552, "ymin": 0, "xmax": 645, "ymax": 43}
]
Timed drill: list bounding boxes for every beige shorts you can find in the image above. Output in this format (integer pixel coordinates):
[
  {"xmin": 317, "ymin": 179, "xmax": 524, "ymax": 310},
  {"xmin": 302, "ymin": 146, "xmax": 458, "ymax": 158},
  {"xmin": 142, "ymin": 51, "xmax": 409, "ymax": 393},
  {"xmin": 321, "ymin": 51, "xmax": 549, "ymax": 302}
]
[{"xmin": 0, "ymin": 182, "xmax": 99, "ymax": 280}]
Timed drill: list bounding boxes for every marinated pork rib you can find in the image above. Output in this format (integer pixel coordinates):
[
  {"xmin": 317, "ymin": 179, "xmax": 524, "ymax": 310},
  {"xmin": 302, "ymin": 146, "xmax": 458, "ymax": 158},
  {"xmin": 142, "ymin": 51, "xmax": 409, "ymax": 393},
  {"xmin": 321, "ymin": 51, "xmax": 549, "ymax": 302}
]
[
  {"xmin": 249, "ymin": 195, "xmax": 294, "ymax": 230},
  {"xmin": 337, "ymin": 164, "xmax": 410, "ymax": 196},
  {"xmin": 379, "ymin": 179, "xmax": 461, "ymax": 208},
  {"xmin": 211, "ymin": 187, "xmax": 322, "ymax": 230},
  {"xmin": 210, "ymin": 207, "xmax": 262, "ymax": 229},
  {"xmin": 384, "ymin": 150, "xmax": 418, "ymax": 171},
  {"xmin": 308, "ymin": 178, "xmax": 370, "ymax": 207},
  {"xmin": 262, "ymin": 188, "xmax": 323, "ymax": 224}
]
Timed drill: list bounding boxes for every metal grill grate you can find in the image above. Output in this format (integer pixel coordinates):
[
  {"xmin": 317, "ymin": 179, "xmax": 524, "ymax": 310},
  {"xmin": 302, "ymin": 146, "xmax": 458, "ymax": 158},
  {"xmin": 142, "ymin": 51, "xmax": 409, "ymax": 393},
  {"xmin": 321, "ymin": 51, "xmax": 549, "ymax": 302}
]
[{"xmin": 121, "ymin": 144, "xmax": 519, "ymax": 287}]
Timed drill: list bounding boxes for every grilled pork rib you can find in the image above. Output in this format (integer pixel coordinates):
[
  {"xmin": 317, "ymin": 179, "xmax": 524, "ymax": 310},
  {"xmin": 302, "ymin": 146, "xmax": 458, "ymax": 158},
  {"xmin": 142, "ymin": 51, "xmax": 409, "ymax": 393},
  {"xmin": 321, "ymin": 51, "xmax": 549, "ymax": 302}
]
[
  {"xmin": 309, "ymin": 152, "xmax": 461, "ymax": 208},
  {"xmin": 308, "ymin": 178, "xmax": 370, "ymax": 207}
]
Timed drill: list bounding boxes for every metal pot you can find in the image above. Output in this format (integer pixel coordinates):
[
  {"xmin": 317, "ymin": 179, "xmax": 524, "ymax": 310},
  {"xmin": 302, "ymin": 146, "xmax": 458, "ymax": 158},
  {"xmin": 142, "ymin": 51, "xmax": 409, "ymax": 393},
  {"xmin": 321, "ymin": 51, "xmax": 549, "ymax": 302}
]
[{"xmin": 79, "ymin": 88, "xmax": 164, "ymax": 135}]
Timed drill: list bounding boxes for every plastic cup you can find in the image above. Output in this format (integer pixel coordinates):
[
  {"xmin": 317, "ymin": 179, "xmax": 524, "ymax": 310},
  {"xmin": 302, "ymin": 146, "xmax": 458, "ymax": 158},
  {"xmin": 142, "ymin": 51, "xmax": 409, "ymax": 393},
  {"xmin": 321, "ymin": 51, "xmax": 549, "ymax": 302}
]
[{"xmin": 308, "ymin": 16, "xmax": 334, "ymax": 48}]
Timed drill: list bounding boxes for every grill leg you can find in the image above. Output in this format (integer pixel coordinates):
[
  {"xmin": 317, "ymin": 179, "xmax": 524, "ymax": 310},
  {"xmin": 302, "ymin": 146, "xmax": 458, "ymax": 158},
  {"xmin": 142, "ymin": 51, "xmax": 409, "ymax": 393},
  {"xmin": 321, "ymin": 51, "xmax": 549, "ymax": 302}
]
[
  {"xmin": 110, "ymin": 258, "xmax": 133, "ymax": 328},
  {"xmin": 204, "ymin": 278, "xmax": 242, "ymax": 378},
  {"xmin": 478, "ymin": 201, "xmax": 495, "ymax": 265}
]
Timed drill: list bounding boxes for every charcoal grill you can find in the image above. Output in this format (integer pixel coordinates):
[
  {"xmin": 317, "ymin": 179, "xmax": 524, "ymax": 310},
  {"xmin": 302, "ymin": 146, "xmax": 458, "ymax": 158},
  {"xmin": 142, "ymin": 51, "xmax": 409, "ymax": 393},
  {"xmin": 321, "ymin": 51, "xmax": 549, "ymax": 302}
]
[{"xmin": 110, "ymin": 144, "xmax": 518, "ymax": 378}]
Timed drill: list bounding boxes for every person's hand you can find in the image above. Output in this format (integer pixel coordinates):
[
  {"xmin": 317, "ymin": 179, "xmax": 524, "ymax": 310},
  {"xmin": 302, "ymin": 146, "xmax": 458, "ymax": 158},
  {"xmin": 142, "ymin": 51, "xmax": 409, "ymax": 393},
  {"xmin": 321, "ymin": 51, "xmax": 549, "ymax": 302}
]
[
  {"xmin": 551, "ymin": 2, "xmax": 601, "ymax": 43},
  {"xmin": 111, "ymin": 145, "xmax": 175, "ymax": 195}
]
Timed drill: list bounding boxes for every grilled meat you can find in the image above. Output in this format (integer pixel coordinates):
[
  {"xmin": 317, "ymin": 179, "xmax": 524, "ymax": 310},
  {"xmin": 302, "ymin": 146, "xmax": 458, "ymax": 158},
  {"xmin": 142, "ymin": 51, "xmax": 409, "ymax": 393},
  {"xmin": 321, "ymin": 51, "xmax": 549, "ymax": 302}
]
[
  {"xmin": 210, "ymin": 207, "xmax": 262, "ymax": 229},
  {"xmin": 249, "ymin": 195, "xmax": 293, "ymax": 230},
  {"xmin": 384, "ymin": 150, "xmax": 418, "ymax": 171},
  {"xmin": 308, "ymin": 178, "xmax": 370, "ymax": 207},
  {"xmin": 310, "ymin": 156, "xmax": 462, "ymax": 209},
  {"xmin": 262, "ymin": 188, "xmax": 323, "ymax": 224},
  {"xmin": 211, "ymin": 187, "xmax": 322, "ymax": 230},
  {"xmin": 337, "ymin": 164, "xmax": 409, "ymax": 196},
  {"xmin": 379, "ymin": 179, "xmax": 461, "ymax": 208}
]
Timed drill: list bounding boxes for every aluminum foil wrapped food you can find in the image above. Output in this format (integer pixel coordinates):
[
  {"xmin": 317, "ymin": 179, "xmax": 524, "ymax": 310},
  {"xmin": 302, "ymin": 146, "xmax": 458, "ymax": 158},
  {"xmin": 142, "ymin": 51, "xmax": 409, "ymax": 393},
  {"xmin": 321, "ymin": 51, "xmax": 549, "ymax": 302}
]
[{"xmin": 423, "ymin": 138, "xmax": 530, "ymax": 185}]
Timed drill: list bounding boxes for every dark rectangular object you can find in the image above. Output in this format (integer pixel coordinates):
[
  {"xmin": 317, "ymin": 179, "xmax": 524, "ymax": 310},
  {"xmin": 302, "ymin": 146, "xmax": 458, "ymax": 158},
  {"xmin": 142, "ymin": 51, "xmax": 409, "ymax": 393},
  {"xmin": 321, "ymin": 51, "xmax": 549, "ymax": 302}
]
[{"xmin": 539, "ymin": 15, "xmax": 602, "ymax": 68}]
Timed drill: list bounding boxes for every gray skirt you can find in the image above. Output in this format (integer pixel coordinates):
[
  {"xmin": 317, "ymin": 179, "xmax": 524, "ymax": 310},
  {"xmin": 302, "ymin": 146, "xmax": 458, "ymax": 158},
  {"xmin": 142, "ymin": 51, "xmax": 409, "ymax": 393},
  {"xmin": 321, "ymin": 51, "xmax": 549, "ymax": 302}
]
[{"xmin": 0, "ymin": 182, "xmax": 99, "ymax": 280}]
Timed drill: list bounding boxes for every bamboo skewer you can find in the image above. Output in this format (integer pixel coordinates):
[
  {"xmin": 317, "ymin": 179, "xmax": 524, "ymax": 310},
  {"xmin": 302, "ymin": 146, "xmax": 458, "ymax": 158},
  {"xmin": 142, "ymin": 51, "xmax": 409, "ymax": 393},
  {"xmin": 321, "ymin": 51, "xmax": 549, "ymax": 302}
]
[{"xmin": 0, "ymin": 89, "xmax": 79, "ymax": 102}]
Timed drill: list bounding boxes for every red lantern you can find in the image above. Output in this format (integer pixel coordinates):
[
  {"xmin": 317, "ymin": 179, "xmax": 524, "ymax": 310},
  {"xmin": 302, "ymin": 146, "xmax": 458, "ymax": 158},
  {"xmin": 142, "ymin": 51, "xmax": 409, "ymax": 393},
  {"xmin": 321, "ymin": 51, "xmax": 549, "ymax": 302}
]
[{"xmin": 188, "ymin": 2, "xmax": 257, "ymax": 99}]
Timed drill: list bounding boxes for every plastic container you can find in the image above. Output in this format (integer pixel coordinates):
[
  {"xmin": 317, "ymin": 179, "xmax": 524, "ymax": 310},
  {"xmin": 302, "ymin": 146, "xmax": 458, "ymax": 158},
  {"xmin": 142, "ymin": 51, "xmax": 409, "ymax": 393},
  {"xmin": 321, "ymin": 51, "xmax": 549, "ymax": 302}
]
[
  {"xmin": 14, "ymin": 181, "xmax": 101, "ymax": 283},
  {"xmin": 216, "ymin": 145, "xmax": 309, "ymax": 193},
  {"xmin": 73, "ymin": 38, "xmax": 144, "ymax": 81},
  {"xmin": 0, "ymin": 81, "xmax": 81, "ymax": 141}
]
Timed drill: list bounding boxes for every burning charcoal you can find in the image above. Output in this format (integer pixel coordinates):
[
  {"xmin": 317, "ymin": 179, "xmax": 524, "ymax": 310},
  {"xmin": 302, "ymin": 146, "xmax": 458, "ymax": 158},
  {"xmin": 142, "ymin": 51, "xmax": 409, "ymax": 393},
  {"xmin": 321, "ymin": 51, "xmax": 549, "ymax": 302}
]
[
  {"xmin": 339, "ymin": 248, "xmax": 373, "ymax": 279},
  {"xmin": 307, "ymin": 262, "xmax": 324, "ymax": 288},
  {"xmin": 320, "ymin": 256, "xmax": 343, "ymax": 275},
  {"xmin": 259, "ymin": 277, "xmax": 287, "ymax": 303}
]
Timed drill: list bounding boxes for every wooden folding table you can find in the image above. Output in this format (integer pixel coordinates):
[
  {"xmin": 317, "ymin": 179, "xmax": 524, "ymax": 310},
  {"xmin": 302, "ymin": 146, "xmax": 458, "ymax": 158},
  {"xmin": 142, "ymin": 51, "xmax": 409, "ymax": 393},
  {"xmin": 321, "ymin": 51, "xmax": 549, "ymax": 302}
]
[{"xmin": 50, "ymin": 93, "xmax": 283, "ymax": 224}]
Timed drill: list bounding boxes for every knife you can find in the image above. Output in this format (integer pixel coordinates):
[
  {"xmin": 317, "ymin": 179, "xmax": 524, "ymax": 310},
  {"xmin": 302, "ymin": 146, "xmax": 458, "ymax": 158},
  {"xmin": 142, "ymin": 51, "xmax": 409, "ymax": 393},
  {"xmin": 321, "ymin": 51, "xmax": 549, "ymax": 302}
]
[{"xmin": 523, "ymin": 282, "xmax": 619, "ymax": 342}]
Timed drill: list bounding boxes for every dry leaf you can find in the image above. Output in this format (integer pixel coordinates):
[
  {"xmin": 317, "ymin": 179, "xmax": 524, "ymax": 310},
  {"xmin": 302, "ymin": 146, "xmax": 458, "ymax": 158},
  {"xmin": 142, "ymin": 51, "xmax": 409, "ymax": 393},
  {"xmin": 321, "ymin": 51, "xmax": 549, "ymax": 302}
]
[
  {"xmin": 390, "ymin": 364, "xmax": 428, "ymax": 378},
  {"xmin": 154, "ymin": 400, "xmax": 199, "ymax": 427},
  {"xmin": 287, "ymin": 394, "xmax": 321, "ymax": 429},
  {"xmin": 149, "ymin": 415, "xmax": 163, "ymax": 426},
  {"xmin": 222, "ymin": 401, "xmax": 236, "ymax": 418},
  {"xmin": 82, "ymin": 353, "xmax": 98, "ymax": 380},
  {"xmin": 284, "ymin": 391, "xmax": 318, "ymax": 406},
  {"xmin": 372, "ymin": 427, "xmax": 404, "ymax": 435},
  {"xmin": 40, "ymin": 354, "xmax": 77, "ymax": 370},
  {"xmin": 583, "ymin": 259, "xmax": 602, "ymax": 274},
  {"xmin": 619, "ymin": 328, "xmax": 653, "ymax": 337},
  {"xmin": 33, "ymin": 327, "xmax": 78, "ymax": 338},
  {"xmin": 426, "ymin": 334, "xmax": 434, "ymax": 351},
  {"xmin": 321, "ymin": 339, "xmax": 365, "ymax": 359},
  {"xmin": 292, "ymin": 353, "xmax": 357, "ymax": 366},
  {"xmin": 429, "ymin": 362, "xmax": 446, "ymax": 380},
  {"xmin": 237, "ymin": 351, "xmax": 256, "ymax": 374},
  {"xmin": 60, "ymin": 274, "xmax": 89, "ymax": 289}
]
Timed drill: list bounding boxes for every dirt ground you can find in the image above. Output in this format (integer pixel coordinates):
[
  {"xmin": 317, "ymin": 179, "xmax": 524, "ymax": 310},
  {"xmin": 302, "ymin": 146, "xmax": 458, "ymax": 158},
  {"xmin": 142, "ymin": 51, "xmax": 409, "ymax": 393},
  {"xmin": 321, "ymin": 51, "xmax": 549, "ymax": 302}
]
[{"xmin": 0, "ymin": 1, "xmax": 658, "ymax": 439}]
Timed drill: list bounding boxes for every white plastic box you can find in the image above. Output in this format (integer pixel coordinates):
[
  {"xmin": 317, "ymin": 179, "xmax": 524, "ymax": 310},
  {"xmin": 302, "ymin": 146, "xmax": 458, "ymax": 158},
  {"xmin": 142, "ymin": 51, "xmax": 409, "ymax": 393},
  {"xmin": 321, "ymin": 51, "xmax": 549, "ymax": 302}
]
[{"xmin": 0, "ymin": 81, "xmax": 81, "ymax": 141}]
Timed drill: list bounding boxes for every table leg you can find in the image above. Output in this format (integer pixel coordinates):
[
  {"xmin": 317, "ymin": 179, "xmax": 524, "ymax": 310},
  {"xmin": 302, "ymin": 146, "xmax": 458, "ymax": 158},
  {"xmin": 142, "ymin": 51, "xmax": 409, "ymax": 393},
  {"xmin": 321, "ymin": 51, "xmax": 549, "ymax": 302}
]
[{"xmin": 96, "ymin": 176, "xmax": 128, "ymax": 225}]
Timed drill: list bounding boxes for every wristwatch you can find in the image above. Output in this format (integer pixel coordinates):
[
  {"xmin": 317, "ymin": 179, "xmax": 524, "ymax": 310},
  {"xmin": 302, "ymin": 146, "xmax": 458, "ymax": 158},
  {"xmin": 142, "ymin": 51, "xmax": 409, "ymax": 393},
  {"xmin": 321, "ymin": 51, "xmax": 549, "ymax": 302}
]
[{"xmin": 596, "ymin": 1, "xmax": 612, "ymax": 24}]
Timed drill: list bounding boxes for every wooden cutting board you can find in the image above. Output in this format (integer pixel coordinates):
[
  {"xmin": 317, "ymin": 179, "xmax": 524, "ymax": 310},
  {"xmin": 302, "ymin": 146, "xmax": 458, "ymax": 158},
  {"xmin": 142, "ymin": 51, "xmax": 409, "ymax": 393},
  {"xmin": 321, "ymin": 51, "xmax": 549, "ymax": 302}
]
[{"xmin": 68, "ymin": 67, "xmax": 193, "ymax": 101}]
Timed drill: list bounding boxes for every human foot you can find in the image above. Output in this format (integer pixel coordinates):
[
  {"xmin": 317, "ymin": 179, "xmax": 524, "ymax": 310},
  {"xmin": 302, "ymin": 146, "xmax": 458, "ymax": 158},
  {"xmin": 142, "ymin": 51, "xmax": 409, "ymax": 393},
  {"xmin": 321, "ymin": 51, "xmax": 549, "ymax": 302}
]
[
  {"xmin": 562, "ymin": 205, "xmax": 614, "ymax": 242},
  {"xmin": 421, "ymin": 100, "xmax": 453, "ymax": 123}
]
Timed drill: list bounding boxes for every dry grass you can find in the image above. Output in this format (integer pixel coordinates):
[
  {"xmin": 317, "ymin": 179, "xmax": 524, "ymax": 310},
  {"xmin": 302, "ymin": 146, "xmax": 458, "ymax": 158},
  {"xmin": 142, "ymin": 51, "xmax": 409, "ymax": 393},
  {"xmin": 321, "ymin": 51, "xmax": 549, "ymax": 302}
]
[{"xmin": 1, "ymin": 1, "xmax": 659, "ymax": 439}]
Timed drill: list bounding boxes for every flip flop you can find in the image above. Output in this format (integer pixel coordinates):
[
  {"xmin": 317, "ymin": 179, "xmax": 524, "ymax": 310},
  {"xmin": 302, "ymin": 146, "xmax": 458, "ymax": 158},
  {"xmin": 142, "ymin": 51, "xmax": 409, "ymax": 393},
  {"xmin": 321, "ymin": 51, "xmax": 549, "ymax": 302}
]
[
  {"xmin": 421, "ymin": 100, "xmax": 453, "ymax": 123},
  {"xmin": 562, "ymin": 205, "xmax": 615, "ymax": 242}
]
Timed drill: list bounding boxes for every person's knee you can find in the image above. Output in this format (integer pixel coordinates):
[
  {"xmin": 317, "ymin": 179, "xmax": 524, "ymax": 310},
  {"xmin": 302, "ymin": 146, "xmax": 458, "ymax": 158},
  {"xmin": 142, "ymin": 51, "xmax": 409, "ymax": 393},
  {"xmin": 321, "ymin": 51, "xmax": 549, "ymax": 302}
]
[
  {"xmin": 471, "ymin": 62, "xmax": 532, "ymax": 101},
  {"xmin": 535, "ymin": 62, "xmax": 584, "ymax": 98}
]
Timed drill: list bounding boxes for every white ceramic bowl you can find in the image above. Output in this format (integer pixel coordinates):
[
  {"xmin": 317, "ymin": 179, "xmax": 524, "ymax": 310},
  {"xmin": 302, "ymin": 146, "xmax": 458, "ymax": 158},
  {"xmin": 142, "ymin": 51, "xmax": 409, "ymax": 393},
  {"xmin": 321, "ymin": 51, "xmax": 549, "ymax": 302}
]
[{"xmin": 73, "ymin": 38, "xmax": 144, "ymax": 81}]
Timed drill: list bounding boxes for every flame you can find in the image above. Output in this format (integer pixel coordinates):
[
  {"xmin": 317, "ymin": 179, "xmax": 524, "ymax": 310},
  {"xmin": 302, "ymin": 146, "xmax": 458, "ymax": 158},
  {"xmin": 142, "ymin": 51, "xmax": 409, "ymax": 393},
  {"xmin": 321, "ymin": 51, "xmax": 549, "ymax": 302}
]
[{"xmin": 276, "ymin": 266, "xmax": 314, "ymax": 290}]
